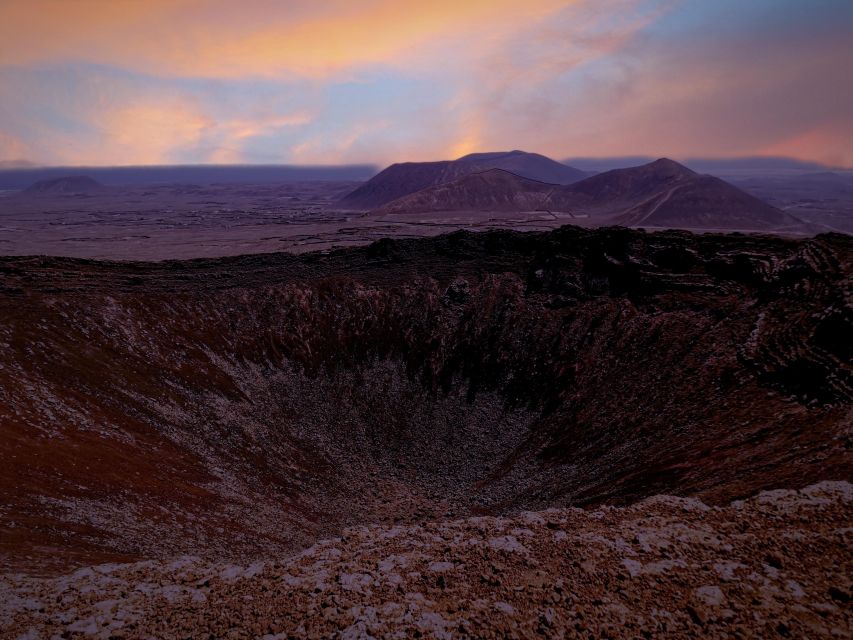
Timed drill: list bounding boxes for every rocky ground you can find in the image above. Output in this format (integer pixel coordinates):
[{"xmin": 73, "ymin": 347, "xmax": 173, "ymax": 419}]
[
  {"xmin": 0, "ymin": 181, "xmax": 583, "ymax": 260},
  {"xmin": 1, "ymin": 227, "xmax": 851, "ymax": 572},
  {"xmin": 0, "ymin": 227, "xmax": 851, "ymax": 636},
  {"xmin": 1, "ymin": 481, "xmax": 850, "ymax": 639}
]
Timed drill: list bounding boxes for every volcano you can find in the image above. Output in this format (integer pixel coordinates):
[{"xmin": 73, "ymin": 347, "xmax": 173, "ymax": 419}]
[
  {"xmin": 22, "ymin": 175, "xmax": 105, "ymax": 196},
  {"xmin": 547, "ymin": 159, "xmax": 802, "ymax": 230},
  {"xmin": 338, "ymin": 150, "xmax": 586, "ymax": 209},
  {"xmin": 370, "ymin": 158, "xmax": 806, "ymax": 232},
  {"xmin": 375, "ymin": 168, "xmax": 557, "ymax": 213}
]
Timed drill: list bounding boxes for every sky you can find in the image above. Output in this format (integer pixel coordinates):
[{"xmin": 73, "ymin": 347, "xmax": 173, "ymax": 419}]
[{"xmin": 0, "ymin": 0, "xmax": 851, "ymax": 167}]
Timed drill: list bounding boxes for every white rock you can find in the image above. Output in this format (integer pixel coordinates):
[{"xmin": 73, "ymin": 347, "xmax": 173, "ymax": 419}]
[{"xmin": 695, "ymin": 585, "xmax": 725, "ymax": 607}]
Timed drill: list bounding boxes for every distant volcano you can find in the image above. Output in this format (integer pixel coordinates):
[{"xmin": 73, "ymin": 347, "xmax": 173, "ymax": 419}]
[
  {"xmin": 23, "ymin": 175, "xmax": 105, "ymax": 196},
  {"xmin": 544, "ymin": 158, "xmax": 802, "ymax": 230},
  {"xmin": 339, "ymin": 150, "xmax": 586, "ymax": 209},
  {"xmin": 376, "ymin": 168, "xmax": 557, "ymax": 213},
  {"xmin": 372, "ymin": 157, "xmax": 805, "ymax": 232}
]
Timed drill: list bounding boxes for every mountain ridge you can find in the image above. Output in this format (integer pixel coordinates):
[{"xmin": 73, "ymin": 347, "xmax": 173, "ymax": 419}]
[{"xmin": 373, "ymin": 157, "xmax": 805, "ymax": 231}]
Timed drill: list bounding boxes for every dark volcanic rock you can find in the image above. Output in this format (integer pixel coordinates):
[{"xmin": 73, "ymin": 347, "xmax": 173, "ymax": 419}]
[{"xmin": 0, "ymin": 226, "xmax": 850, "ymax": 578}]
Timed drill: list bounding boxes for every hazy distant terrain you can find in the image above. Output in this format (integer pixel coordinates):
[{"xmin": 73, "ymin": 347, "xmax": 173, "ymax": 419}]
[
  {"xmin": 0, "ymin": 164, "xmax": 377, "ymax": 190},
  {"xmin": 0, "ymin": 178, "xmax": 590, "ymax": 260},
  {"xmin": 0, "ymin": 181, "xmax": 372, "ymax": 259},
  {"xmin": 1, "ymin": 154, "xmax": 850, "ymax": 261},
  {"xmin": 727, "ymin": 171, "xmax": 853, "ymax": 233}
]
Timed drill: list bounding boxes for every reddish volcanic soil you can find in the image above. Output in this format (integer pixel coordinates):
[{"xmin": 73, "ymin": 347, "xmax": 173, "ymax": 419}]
[
  {"xmin": 2, "ymin": 482, "xmax": 850, "ymax": 639},
  {"xmin": 0, "ymin": 225, "xmax": 851, "ymax": 637}
]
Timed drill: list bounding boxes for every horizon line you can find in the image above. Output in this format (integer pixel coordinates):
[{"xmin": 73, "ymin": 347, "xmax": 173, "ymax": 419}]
[{"xmin": 1, "ymin": 153, "xmax": 850, "ymax": 171}]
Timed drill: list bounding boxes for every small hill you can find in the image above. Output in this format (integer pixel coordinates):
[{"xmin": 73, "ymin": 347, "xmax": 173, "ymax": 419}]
[
  {"xmin": 23, "ymin": 175, "xmax": 105, "ymax": 196},
  {"xmin": 339, "ymin": 151, "xmax": 585, "ymax": 209},
  {"xmin": 338, "ymin": 161, "xmax": 457, "ymax": 210},
  {"xmin": 376, "ymin": 169, "xmax": 557, "ymax": 213},
  {"xmin": 562, "ymin": 158, "xmax": 697, "ymax": 202},
  {"xmin": 615, "ymin": 174, "xmax": 803, "ymax": 230},
  {"xmin": 540, "ymin": 158, "xmax": 803, "ymax": 230}
]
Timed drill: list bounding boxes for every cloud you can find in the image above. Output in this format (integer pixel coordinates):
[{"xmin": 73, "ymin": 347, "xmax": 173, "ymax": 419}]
[
  {"xmin": 446, "ymin": 0, "xmax": 853, "ymax": 165},
  {"xmin": 0, "ymin": 63, "xmax": 324, "ymax": 165},
  {"xmin": 95, "ymin": 101, "xmax": 213, "ymax": 165},
  {"xmin": 446, "ymin": 0, "xmax": 672, "ymax": 155},
  {"xmin": 0, "ymin": 131, "xmax": 32, "ymax": 162},
  {"xmin": 290, "ymin": 120, "xmax": 390, "ymax": 164},
  {"xmin": 0, "ymin": 0, "xmax": 572, "ymax": 79},
  {"xmin": 544, "ymin": 3, "xmax": 853, "ymax": 164},
  {"xmin": 203, "ymin": 112, "xmax": 318, "ymax": 163},
  {"xmin": 74, "ymin": 103, "xmax": 319, "ymax": 165},
  {"xmin": 0, "ymin": 0, "xmax": 850, "ymax": 166},
  {"xmin": 761, "ymin": 122, "xmax": 853, "ymax": 169}
]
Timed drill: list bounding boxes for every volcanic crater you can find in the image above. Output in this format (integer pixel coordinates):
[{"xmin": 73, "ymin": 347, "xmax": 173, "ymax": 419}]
[{"xmin": 1, "ymin": 225, "xmax": 850, "ymax": 579}]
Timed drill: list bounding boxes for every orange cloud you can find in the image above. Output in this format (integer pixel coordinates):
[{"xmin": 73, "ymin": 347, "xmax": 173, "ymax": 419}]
[
  {"xmin": 0, "ymin": 0, "xmax": 572, "ymax": 78},
  {"xmin": 0, "ymin": 0, "xmax": 672, "ymax": 166},
  {"xmin": 457, "ymin": 5, "xmax": 853, "ymax": 168},
  {"xmin": 760, "ymin": 125, "xmax": 853, "ymax": 169},
  {"xmin": 223, "ymin": 113, "xmax": 315, "ymax": 142},
  {"xmin": 85, "ymin": 106, "xmax": 317, "ymax": 165},
  {"xmin": 0, "ymin": 131, "xmax": 32, "ymax": 162},
  {"xmin": 45, "ymin": 99, "xmax": 215, "ymax": 166},
  {"xmin": 3, "ymin": 0, "xmax": 847, "ymax": 168},
  {"xmin": 290, "ymin": 119, "xmax": 392, "ymax": 164},
  {"xmin": 105, "ymin": 102, "xmax": 213, "ymax": 164}
]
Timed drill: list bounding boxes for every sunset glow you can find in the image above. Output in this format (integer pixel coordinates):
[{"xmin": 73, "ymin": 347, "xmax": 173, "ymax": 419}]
[{"xmin": 0, "ymin": 0, "xmax": 851, "ymax": 166}]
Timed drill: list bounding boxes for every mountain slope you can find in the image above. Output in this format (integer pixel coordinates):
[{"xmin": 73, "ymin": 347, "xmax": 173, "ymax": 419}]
[
  {"xmin": 457, "ymin": 150, "xmax": 587, "ymax": 184},
  {"xmin": 376, "ymin": 169, "xmax": 557, "ymax": 213},
  {"xmin": 560, "ymin": 158, "xmax": 697, "ymax": 202},
  {"xmin": 615, "ymin": 174, "xmax": 803, "ymax": 229},
  {"xmin": 337, "ymin": 160, "xmax": 456, "ymax": 209},
  {"xmin": 339, "ymin": 150, "xmax": 585, "ymax": 209},
  {"xmin": 539, "ymin": 159, "xmax": 802, "ymax": 230},
  {"xmin": 372, "ymin": 158, "xmax": 795, "ymax": 231}
]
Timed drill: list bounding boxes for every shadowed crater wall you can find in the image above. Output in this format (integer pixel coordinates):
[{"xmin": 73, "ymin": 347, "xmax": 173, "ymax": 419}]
[{"xmin": 0, "ymin": 226, "xmax": 850, "ymax": 574}]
